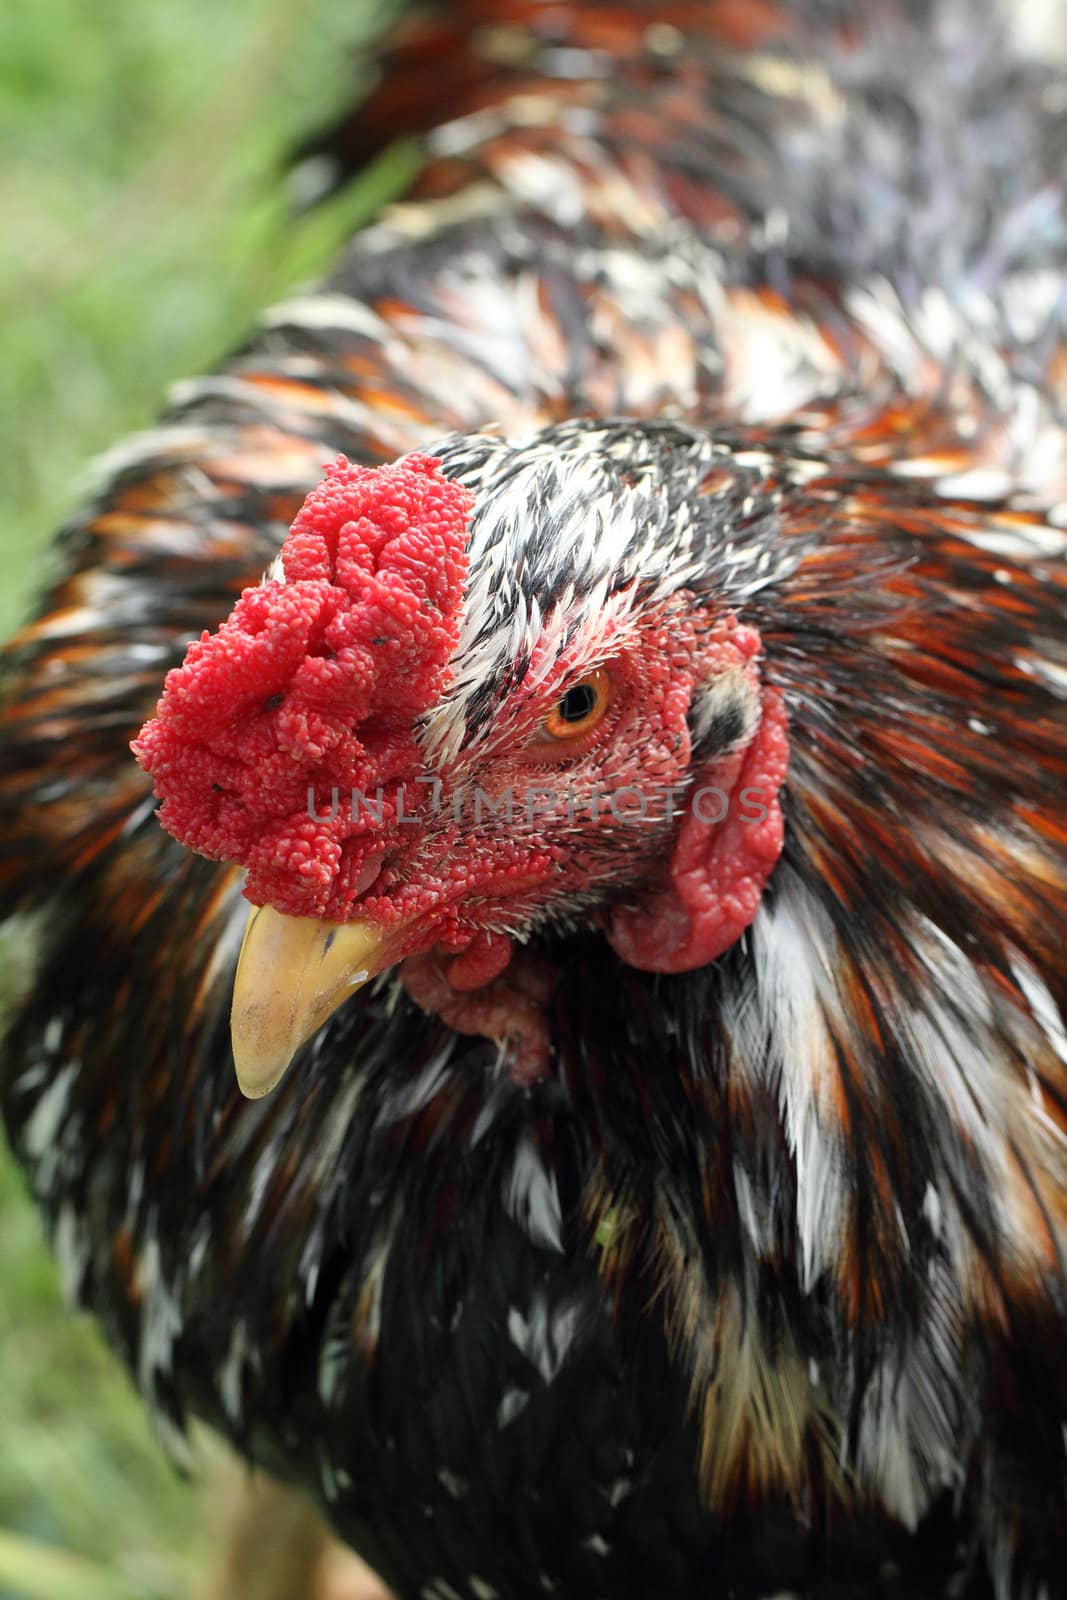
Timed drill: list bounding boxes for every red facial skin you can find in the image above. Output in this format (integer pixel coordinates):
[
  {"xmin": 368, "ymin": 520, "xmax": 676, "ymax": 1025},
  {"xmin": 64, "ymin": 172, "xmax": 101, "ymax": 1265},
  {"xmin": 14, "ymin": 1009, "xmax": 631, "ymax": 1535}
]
[{"xmin": 133, "ymin": 455, "xmax": 788, "ymax": 1080}]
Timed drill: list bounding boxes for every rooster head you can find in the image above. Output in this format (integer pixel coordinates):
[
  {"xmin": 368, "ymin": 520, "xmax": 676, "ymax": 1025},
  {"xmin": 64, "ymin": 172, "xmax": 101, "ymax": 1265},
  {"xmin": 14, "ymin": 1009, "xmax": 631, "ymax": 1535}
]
[{"xmin": 133, "ymin": 425, "xmax": 788, "ymax": 1095}]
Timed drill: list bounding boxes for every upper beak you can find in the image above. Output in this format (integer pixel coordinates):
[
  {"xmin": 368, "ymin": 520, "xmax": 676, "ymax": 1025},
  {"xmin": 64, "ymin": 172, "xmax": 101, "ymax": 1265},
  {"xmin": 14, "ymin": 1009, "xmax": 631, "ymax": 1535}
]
[{"xmin": 230, "ymin": 903, "xmax": 396, "ymax": 1098}]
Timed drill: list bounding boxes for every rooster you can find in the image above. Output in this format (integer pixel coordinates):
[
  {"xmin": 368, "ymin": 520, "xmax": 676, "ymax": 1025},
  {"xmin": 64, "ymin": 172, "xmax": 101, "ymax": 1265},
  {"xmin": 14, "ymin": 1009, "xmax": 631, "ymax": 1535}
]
[{"xmin": 3, "ymin": 2, "xmax": 1067, "ymax": 1597}]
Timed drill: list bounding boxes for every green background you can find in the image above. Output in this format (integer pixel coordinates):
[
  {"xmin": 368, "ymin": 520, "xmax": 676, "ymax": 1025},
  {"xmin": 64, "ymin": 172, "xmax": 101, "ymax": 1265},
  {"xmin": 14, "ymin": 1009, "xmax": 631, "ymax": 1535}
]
[{"xmin": 0, "ymin": 3, "xmax": 393, "ymax": 1593}]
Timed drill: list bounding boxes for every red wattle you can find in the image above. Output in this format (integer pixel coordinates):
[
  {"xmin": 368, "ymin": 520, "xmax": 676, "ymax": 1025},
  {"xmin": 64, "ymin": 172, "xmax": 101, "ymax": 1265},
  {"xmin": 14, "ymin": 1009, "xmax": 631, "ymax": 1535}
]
[{"xmin": 445, "ymin": 930, "xmax": 515, "ymax": 992}]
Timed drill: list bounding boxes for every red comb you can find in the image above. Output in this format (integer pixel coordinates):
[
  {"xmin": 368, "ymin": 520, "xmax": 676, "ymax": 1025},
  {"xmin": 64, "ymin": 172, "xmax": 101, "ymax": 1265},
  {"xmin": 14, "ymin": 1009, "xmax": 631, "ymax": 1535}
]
[{"xmin": 132, "ymin": 453, "xmax": 474, "ymax": 921}]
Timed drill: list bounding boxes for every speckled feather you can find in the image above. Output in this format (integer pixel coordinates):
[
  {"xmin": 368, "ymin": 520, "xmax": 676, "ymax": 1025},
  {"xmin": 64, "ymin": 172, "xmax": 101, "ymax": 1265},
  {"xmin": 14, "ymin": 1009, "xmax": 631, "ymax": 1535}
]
[{"xmin": 2, "ymin": 3, "xmax": 1067, "ymax": 1597}]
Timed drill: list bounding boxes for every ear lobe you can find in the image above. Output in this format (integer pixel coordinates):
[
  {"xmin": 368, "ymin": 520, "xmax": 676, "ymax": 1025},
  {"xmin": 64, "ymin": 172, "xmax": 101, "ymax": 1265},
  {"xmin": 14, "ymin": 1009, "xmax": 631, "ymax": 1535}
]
[
  {"xmin": 688, "ymin": 665, "xmax": 761, "ymax": 762},
  {"xmin": 606, "ymin": 684, "xmax": 788, "ymax": 974}
]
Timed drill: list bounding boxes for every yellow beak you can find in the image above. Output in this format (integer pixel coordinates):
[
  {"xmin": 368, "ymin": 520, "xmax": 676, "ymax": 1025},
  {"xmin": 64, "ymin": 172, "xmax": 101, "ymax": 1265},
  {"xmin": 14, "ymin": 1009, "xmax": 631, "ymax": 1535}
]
[{"xmin": 230, "ymin": 903, "xmax": 394, "ymax": 1099}]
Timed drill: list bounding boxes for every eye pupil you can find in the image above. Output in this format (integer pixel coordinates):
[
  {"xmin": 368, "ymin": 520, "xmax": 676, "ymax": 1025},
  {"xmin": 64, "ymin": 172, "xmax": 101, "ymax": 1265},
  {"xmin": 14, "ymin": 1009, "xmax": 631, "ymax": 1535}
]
[
  {"xmin": 536, "ymin": 667, "xmax": 611, "ymax": 745},
  {"xmin": 559, "ymin": 684, "xmax": 597, "ymax": 722}
]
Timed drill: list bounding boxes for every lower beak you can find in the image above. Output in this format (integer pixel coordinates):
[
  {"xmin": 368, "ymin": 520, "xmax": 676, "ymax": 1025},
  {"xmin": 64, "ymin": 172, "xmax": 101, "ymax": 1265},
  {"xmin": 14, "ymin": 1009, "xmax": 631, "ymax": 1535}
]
[{"xmin": 230, "ymin": 903, "xmax": 395, "ymax": 1098}]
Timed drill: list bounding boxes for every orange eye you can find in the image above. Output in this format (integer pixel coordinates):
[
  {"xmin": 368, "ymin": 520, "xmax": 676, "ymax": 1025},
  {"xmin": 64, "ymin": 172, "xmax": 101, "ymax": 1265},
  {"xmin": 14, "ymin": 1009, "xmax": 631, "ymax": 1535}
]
[{"xmin": 539, "ymin": 668, "xmax": 611, "ymax": 742}]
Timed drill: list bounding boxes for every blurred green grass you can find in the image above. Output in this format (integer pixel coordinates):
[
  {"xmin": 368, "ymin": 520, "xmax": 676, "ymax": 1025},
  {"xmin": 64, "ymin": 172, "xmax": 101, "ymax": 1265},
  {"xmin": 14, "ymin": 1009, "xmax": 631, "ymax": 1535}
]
[{"xmin": 0, "ymin": 2, "xmax": 394, "ymax": 1594}]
